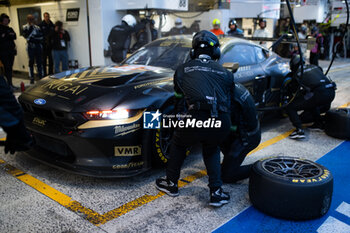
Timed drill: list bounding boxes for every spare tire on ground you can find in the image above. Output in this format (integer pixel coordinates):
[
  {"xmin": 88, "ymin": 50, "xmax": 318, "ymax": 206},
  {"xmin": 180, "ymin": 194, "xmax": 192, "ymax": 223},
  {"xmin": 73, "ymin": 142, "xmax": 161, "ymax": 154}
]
[
  {"xmin": 249, "ymin": 156, "xmax": 333, "ymax": 220},
  {"xmin": 325, "ymin": 108, "xmax": 350, "ymax": 140}
]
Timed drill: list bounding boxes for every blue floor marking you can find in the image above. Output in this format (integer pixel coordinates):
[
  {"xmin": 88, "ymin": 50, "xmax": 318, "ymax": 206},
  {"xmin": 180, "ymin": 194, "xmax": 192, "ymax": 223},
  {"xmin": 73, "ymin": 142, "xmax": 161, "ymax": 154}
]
[{"xmin": 214, "ymin": 141, "xmax": 350, "ymax": 233}]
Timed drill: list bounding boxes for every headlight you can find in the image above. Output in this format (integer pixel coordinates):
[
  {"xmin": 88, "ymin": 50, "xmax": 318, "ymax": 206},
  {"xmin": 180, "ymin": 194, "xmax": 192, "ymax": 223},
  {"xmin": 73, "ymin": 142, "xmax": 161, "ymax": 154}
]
[{"xmin": 84, "ymin": 108, "xmax": 129, "ymax": 120}]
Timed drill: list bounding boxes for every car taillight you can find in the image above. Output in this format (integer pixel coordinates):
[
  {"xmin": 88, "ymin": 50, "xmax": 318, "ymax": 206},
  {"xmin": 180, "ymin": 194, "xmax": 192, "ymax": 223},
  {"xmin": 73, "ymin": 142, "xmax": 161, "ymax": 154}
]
[{"xmin": 84, "ymin": 108, "xmax": 129, "ymax": 120}]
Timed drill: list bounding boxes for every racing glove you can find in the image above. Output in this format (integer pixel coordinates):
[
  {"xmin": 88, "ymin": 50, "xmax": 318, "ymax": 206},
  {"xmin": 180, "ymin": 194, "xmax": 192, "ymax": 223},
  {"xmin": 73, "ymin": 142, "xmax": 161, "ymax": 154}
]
[{"xmin": 3, "ymin": 120, "xmax": 33, "ymax": 154}]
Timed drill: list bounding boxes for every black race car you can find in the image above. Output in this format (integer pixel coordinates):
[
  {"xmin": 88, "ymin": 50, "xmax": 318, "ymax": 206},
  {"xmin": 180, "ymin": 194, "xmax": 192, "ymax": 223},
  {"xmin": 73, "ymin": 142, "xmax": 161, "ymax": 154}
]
[{"xmin": 18, "ymin": 36, "xmax": 291, "ymax": 177}]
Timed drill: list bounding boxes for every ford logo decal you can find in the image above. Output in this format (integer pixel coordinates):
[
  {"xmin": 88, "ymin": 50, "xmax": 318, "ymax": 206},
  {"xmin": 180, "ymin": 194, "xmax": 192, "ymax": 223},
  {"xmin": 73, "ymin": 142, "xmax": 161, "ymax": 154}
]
[{"xmin": 34, "ymin": 99, "xmax": 46, "ymax": 105}]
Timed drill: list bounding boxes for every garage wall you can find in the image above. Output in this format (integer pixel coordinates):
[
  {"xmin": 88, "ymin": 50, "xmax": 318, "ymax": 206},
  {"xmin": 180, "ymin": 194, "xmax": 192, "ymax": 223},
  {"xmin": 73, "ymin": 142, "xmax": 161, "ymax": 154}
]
[
  {"xmin": 88, "ymin": 0, "xmax": 126, "ymax": 66},
  {"xmin": 0, "ymin": 0, "xmax": 90, "ymax": 73},
  {"xmin": 294, "ymin": 0, "xmax": 328, "ymax": 23}
]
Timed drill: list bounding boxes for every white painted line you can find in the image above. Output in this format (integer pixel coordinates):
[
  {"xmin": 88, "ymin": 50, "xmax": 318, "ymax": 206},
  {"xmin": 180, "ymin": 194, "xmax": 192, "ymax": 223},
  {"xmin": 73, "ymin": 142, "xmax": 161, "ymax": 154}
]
[
  {"xmin": 317, "ymin": 216, "xmax": 350, "ymax": 233},
  {"xmin": 336, "ymin": 202, "xmax": 350, "ymax": 218}
]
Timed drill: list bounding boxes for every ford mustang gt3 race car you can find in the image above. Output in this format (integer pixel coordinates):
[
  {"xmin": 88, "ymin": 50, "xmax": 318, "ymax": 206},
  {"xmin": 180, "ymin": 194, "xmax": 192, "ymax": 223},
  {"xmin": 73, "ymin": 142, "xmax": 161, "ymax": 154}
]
[{"xmin": 18, "ymin": 35, "xmax": 291, "ymax": 177}]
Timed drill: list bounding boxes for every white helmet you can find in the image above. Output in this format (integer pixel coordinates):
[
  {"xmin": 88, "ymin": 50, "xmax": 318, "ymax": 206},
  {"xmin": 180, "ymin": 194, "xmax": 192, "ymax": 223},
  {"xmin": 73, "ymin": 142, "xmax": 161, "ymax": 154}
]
[
  {"xmin": 122, "ymin": 14, "xmax": 136, "ymax": 27},
  {"xmin": 175, "ymin": 18, "xmax": 182, "ymax": 29}
]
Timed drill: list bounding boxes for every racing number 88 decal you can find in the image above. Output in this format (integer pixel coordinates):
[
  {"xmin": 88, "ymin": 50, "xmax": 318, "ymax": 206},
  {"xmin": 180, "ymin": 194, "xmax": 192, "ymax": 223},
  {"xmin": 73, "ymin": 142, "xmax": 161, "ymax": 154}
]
[{"xmin": 179, "ymin": 0, "xmax": 186, "ymax": 8}]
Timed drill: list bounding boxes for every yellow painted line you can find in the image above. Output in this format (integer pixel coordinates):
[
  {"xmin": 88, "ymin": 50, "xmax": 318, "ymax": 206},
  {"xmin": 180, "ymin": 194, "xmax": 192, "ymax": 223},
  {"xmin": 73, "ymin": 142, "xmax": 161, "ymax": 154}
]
[
  {"xmin": 99, "ymin": 193, "xmax": 165, "ymax": 225},
  {"xmin": 338, "ymin": 102, "xmax": 350, "ymax": 108},
  {"xmin": 328, "ymin": 66, "xmax": 350, "ymax": 74},
  {"xmin": 2, "ymin": 162, "xmax": 105, "ymax": 225},
  {"xmin": 247, "ymin": 129, "xmax": 294, "ymax": 156}
]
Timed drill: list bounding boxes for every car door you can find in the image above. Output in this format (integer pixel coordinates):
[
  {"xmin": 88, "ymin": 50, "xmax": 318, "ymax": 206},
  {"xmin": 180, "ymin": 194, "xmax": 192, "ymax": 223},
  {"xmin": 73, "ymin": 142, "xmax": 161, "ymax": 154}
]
[{"xmin": 220, "ymin": 43, "xmax": 268, "ymax": 106}]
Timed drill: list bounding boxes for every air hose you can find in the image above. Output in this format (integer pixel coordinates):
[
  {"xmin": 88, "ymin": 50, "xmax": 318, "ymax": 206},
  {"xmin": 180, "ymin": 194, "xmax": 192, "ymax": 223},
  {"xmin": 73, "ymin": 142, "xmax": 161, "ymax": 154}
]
[
  {"xmin": 257, "ymin": 0, "xmax": 349, "ymax": 112},
  {"xmin": 256, "ymin": 0, "xmax": 303, "ymax": 111}
]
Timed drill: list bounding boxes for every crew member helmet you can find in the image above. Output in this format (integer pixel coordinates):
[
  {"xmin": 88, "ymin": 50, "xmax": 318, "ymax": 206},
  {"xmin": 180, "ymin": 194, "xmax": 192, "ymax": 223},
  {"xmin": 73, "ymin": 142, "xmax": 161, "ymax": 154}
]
[
  {"xmin": 228, "ymin": 19, "xmax": 237, "ymax": 27},
  {"xmin": 191, "ymin": 30, "xmax": 220, "ymax": 60},
  {"xmin": 259, "ymin": 19, "xmax": 266, "ymax": 28},
  {"xmin": 175, "ymin": 18, "xmax": 183, "ymax": 28},
  {"xmin": 212, "ymin": 18, "xmax": 221, "ymax": 26},
  {"xmin": 122, "ymin": 14, "xmax": 137, "ymax": 27}
]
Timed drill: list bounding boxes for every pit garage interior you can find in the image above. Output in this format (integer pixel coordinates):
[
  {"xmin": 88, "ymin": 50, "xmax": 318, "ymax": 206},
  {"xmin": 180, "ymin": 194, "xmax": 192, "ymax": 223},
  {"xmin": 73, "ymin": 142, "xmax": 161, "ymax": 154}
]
[{"xmin": 0, "ymin": 0, "xmax": 350, "ymax": 232}]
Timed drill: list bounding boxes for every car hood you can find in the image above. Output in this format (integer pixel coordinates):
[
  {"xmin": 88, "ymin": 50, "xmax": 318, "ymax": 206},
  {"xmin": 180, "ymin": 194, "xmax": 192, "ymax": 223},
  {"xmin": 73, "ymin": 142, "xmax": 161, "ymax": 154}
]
[{"xmin": 19, "ymin": 65, "xmax": 174, "ymax": 112}]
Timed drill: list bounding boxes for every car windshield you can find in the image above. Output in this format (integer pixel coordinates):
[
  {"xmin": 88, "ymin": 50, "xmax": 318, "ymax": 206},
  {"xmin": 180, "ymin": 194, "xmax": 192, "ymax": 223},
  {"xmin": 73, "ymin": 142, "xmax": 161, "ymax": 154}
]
[{"xmin": 123, "ymin": 41, "xmax": 191, "ymax": 70}]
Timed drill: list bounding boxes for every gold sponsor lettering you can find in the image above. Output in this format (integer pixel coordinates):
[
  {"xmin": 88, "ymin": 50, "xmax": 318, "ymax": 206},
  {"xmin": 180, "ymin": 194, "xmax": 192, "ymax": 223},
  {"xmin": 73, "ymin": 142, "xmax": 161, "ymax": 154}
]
[
  {"xmin": 41, "ymin": 80, "xmax": 88, "ymax": 96},
  {"xmin": 32, "ymin": 117, "xmax": 46, "ymax": 127},
  {"xmin": 65, "ymin": 85, "xmax": 81, "ymax": 95},
  {"xmin": 114, "ymin": 124, "xmax": 140, "ymax": 137},
  {"xmin": 112, "ymin": 161, "xmax": 144, "ymax": 169},
  {"xmin": 57, "ymin": 83, "xmax": 72, "ymax": 91},
  {"xmin": 134, "ymin": 78, "xmax": 172, "ymax": 89},
  {"xmin": 114, "ymin": 146, "xmax": 142, "ymax": 157}
]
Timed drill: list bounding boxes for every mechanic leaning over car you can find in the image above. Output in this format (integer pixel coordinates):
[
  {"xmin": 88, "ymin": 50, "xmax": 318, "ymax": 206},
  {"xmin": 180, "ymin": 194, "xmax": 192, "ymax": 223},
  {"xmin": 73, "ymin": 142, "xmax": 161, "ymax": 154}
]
[
  {"xmin": 156, "ymin": 30, "xmax": 234, "ymax": 207},
  {"xmin": 108, "ymin": 14, "xmax": 145, "ymax": 63},
  {"xmin": 221, "ymin": 83, "xmax": 261, "ymax": 183},
  {"xmin": 0, "ymin": 61, "xmax": 33, "ymax": 154},
  {"xmin": 285, "ymin": 55, "xmax": 336, "ymax": 140}
]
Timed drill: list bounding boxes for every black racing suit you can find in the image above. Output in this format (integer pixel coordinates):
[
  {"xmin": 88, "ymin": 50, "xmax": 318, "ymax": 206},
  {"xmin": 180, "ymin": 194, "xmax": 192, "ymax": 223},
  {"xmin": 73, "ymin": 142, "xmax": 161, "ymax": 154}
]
[
  {"xmin": 166, "ymin": 26, "xmax": 188, "ymax": 36},
  {"xmin": 0, "ymin": 74, "xmax": 32, "ymax": 154},
  {"xmin": 285, "ymin": 65, "xmax": 336, "ymax": 129},
  {"xmin": 39, "ymin": 20, "xmax": 54, "ymax": 76},
  {"xmin": 166, "ymin": 55, "xmax": 234, "ymax": 190},
  {"xmin": 108, "ymin": 22, "xmax": 145, "ymax": 63},
  {"xmin": 22, "ymin": 24, "xmax": 43, "ymax": 80},
  {"xmin": 227, "ymin": 28, "xmax": 244, "ymax": 37},
  {"xmin": 221, "ymin": 83, "xmax": 261, "ymax": 183},
  {"xmin": 0, "ymin": 24, "xmax": 16, "ymax": 87},
  {"xmin": 132, "ymin": 28, "xmax": 158, "ymax": 51}
]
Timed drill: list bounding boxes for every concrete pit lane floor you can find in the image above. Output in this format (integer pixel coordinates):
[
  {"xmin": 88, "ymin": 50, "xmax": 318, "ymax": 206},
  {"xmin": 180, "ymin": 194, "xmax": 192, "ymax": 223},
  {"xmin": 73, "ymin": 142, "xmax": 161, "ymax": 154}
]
[{"xmin": 0, "ymin": 59, "xmax": 350, "ymax": 233}]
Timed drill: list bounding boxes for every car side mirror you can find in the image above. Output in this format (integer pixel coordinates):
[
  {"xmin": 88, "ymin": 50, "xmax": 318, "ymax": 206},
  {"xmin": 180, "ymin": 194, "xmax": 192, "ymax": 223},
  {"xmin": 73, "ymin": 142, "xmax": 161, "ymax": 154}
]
[{"xmin": 223, "ymin": 62, "xmax": 240, "ymax": 73}]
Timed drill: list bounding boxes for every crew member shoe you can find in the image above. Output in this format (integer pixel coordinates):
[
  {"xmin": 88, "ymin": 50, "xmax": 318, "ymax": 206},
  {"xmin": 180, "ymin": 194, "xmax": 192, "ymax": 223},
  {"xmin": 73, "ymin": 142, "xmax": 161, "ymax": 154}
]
[
  {"xmin": 30, "ymin": 79, "xmax": 34, "ymax": 85},
  {"xmin": 308, "ymin": 121, "xmax": 325, "ymax": 131},
  {"xmin": 289, "ymin": 128, "xmax": 306, "ymax": 140},
  {"xmin": 209, "ymin": 187, "xmax": 230, "ymax": 207},
  {"xmin": 155, "ymin": 178, "xmax": 179, "ymax": 197}
]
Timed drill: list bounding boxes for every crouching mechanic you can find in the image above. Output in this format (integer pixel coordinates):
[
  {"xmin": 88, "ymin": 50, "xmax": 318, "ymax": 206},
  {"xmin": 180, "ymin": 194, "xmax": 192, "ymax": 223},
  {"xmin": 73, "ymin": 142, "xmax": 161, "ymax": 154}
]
[
  {"xmin": 156, "ymin": 30, "xmax": 234, "ymax": 207},
  {"xmin": 0, "ymin": 61, "xmax": 33, "ymax": 154},
  {"xmin": 221, "ymin": 83, "xmax": 261, "ymax": 183},
  {"xmin": 285, "ymin": 55, "xmax": 336, "ymax": 139}
]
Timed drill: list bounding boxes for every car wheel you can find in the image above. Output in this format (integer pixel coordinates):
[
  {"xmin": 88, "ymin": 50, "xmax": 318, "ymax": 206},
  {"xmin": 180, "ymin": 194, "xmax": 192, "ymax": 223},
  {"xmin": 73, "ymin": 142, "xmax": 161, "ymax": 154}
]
[
  {"xmin": 249, "ymin": 156, "xmax": 333, "ymax": 220},
  {"xmin": 144, "ymin": 104, "xmax": 190, "ymax": 167},
  {"xmin": 325, "ymin": 108, "xmax": 350, "ymax": 140}
]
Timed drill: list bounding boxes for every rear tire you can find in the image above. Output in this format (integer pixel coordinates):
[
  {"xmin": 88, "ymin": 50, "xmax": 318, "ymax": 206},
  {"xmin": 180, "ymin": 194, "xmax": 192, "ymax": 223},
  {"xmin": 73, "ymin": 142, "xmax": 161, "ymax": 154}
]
[{"xmin": 249, "ymin": 156, "xmax": 333, "ymax": 220}]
